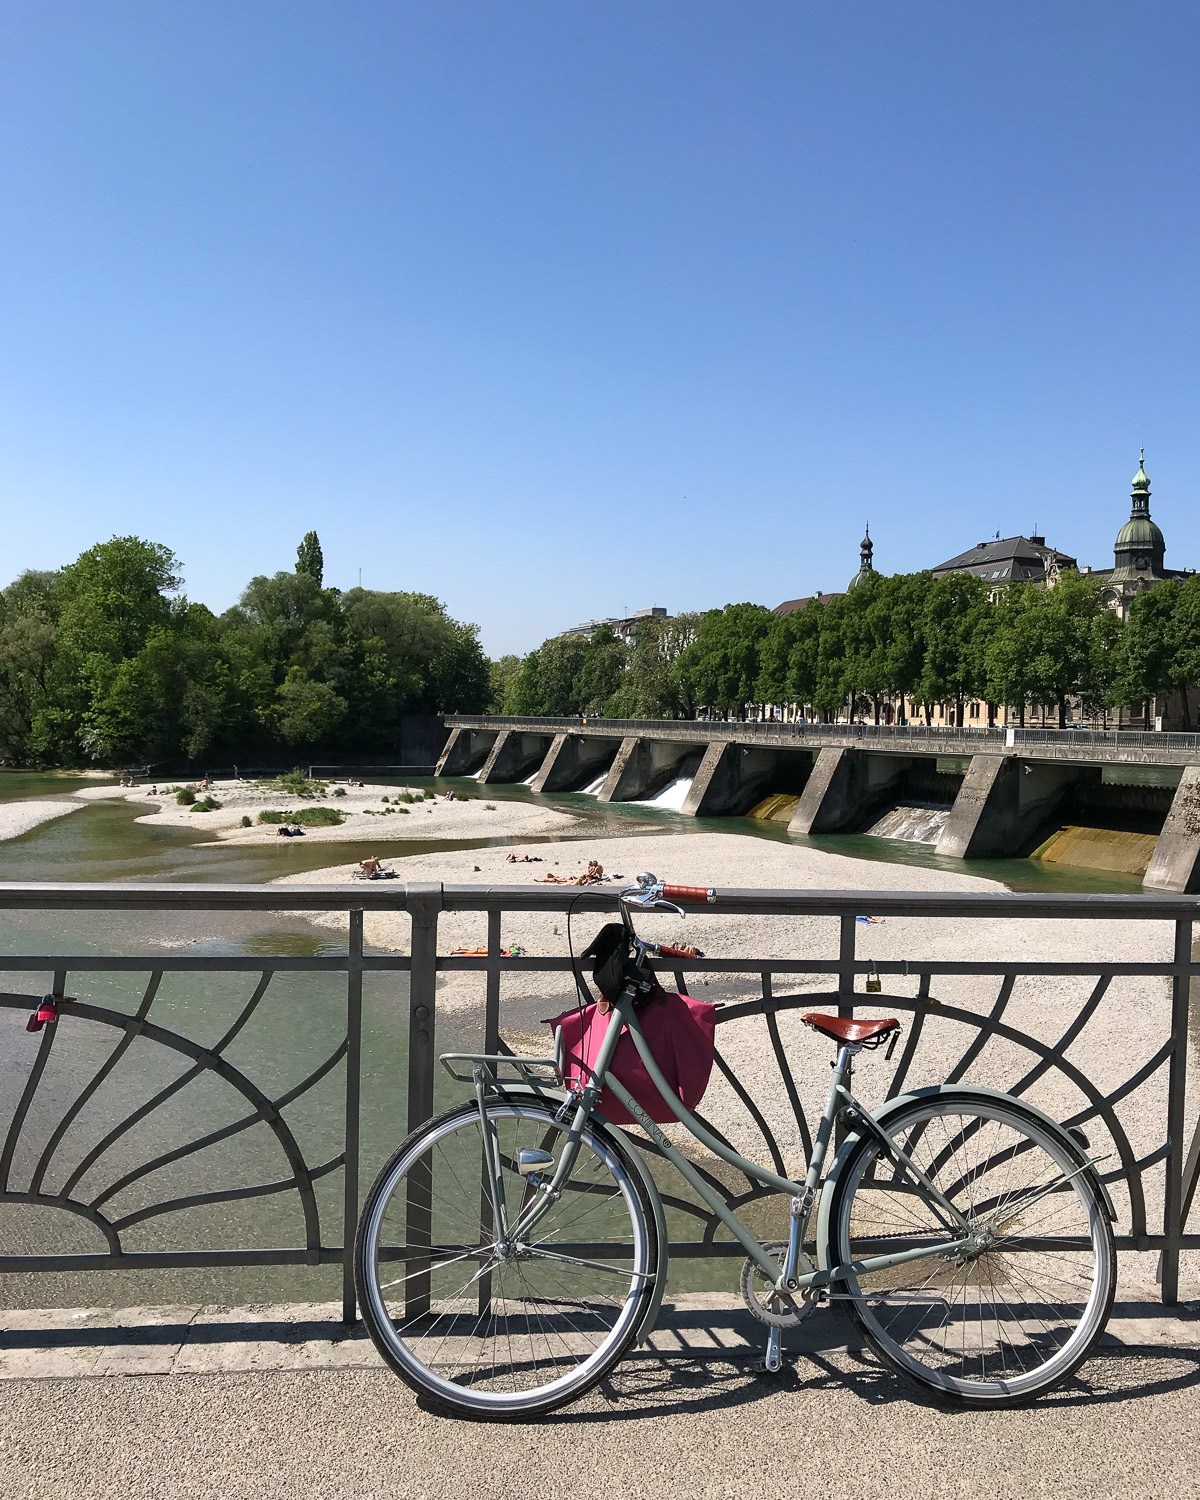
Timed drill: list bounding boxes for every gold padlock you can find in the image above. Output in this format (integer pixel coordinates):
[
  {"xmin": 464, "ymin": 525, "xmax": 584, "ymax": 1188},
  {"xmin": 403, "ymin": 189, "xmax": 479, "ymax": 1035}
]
[{"xmin": 865, "ymin": 965, "xmax": 882, "ymax": 994}]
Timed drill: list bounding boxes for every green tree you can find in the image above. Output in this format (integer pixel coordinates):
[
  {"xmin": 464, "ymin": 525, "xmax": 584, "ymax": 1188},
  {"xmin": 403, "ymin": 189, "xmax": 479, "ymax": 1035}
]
[
  {"xmin": 56, "ymin": 537, "xmax": 180, "ymax": 665},
  {"xmin": 0, "ymin": 571, "xmax": 60, "ymax": 762},
  {"xmin": 916, "ymin": 573, "xmax": 993, "ymax": 725},
  {"xmin": 296, "ymin": 531, "xmax": 324, "ymax": 586},
  {"xmin": 1116, "ymin": 577, "xmax": 1200, "ymax": 728},
  {"xmin": 274, "ymin": 667, "xmax": 347, "ymax": 746},
  {"xmin": 33, "ymin": 538, "xmax": 185, "ymax": 763},
  {"xmin": 987, "ymin": 573, "xmax": 1111, "ymax": 726},
  {"xmin": 577, "ymin": 627, "xmax": 627, "ymax": 712},
  {"xmin": 677, "ymin": 604, "xmax": 773, "ymax": 718},
  {"xmin": 813, "ymin": 596, "xmax": 851, "ymax": 720},
  {"xmin": 605, "ymin": 613, "xmax": 699, "ymax": 718},
  {"xmin": 488, "ymin": 655, "xmax": 522, "ymax": 712}
]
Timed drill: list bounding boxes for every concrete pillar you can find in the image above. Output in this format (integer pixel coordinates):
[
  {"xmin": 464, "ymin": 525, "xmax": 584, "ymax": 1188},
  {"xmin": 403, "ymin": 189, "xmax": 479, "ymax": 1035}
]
[
  {"xmin": 436, "ymin": 727, "xmax": 497, "ymax": 777},
  {"xmin": 682, "ymin": 743, "xmax": 814, "ymax": 817},
  {"xmin": 1143, "ymin": 766, "xmax": 1200, "ymax": 892},
  {"xmin": 936, "ymin": 755, "xmax": 1081, "ymax": 859},
  {"xmin": 680, "ymin": 744, "xmax": 733, "ymax": 816},
  {"xmin": 530, "ymin": 733, "xmax": 617, "ymax": 794},
  {"xmin": 597, "ymin": 737, "xmax": 701, "ymax": 804},
  {"xmin": 478, "ymin": 732, "xmax": 552, "ymax": 785},
  {"xmin": 597, "ymin": 737, "xmax": 641, "ymax": 802},
  {"xmin": 788, "ymin": 748, "xmax": 911, "ymax": 835}
]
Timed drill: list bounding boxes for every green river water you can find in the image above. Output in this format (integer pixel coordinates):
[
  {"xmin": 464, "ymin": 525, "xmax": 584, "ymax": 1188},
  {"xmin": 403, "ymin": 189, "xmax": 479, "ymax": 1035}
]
[{"xmin": 0, "ymin": 769, "xmax": 1146, "ymax": 1309}]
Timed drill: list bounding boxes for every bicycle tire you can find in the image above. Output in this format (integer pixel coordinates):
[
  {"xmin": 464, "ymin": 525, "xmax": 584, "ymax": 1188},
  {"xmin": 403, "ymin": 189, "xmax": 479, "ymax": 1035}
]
[
  {"xmin": 354, "ymin": 1099, "xmax": 659, "ymax": 1419},
  {"xmin": 825, "ymin": 1090, "xmax": 1115, "ymax": 1405}
]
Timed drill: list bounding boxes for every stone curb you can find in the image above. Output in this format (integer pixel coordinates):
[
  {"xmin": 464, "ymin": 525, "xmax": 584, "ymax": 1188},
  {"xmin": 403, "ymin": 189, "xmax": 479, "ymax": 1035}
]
[{"xmin": 1, "ymin": 1294, "xmax": 1196, "ymax": 1382}]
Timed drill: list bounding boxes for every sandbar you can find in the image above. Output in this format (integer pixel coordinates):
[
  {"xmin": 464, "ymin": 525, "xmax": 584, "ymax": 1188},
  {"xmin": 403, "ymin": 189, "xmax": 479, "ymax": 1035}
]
[
  {"xmin": 0, "ymin": 799, "xmax": 87, "ymax": 844},
  {"xmin": 72, "ymin": 778, "xmax": 581, "ymax": 845}
]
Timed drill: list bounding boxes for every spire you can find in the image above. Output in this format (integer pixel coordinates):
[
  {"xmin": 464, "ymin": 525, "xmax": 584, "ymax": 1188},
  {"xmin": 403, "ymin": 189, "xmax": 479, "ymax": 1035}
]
[
  {"xmin": 1131, "ymin": 449, "xmax": 1151, "ymax": 510},
  {"xmin": 848, "ymin": 524, "xmax": 876, "ymax": 589}
]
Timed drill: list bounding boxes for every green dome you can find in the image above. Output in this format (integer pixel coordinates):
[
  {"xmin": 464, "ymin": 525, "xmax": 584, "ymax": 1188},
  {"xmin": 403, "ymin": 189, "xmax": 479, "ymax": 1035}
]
[
  {"xmin": 1131, "ymin": 458, "xmax": 1150, "ymax": 492},
  {"xmin": 1115, "ymin": 515, "xmax": 1164, "ymax": 551}
]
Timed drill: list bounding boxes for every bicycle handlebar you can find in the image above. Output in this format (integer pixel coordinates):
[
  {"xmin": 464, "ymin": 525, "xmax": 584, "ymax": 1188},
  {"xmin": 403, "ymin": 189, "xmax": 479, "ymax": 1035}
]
[{"xmin": 662, "ymin": 884, "xmax": 715, "ymax": 904}]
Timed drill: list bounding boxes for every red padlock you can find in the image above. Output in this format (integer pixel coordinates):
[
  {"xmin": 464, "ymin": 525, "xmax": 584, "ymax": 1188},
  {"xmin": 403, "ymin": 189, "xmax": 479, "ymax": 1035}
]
[{"xmin": 26, "ymin": 998, "xmax": 58, "ymax": 1033}]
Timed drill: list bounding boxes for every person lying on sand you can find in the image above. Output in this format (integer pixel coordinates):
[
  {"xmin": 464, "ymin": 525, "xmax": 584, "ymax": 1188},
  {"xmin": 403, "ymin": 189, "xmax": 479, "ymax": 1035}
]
[
  {"xmin": 451, "ymin": 945, "xmax": 527, "ymax": 958},
  {"xmin": 537, "ymin": 860, "xmax": 606, "ymax": 886},
  {"xmin": 277, "ymin": 824, "xmax": 305, "ymax": 837},
  {"xmin": 505, "ymin": 852, "xmax": 543, "ymax": 863}
]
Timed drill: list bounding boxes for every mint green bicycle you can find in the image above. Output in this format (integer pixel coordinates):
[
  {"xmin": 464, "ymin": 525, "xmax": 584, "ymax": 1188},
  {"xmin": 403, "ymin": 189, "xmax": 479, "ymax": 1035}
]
[{"xmin": 355, "ymin": 875, "xmax": 1116, "ymax": 1418}]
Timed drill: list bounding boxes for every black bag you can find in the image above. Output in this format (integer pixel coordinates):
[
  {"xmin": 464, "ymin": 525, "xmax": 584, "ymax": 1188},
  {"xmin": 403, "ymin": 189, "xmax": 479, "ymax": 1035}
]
[{"xmin": 579, "ymin": 923, "xmax": 633, "ymax": 1006}]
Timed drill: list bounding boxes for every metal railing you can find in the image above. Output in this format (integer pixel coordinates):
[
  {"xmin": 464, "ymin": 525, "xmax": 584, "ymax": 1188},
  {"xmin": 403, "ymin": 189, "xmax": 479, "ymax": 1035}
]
[
  {"xmin": 443, "ymin": 715, "xmax": 1200, "ymax": 759},
  {"xmin": 1, "ymin": 882, "xmax": 1198, "ymax": 1325}
]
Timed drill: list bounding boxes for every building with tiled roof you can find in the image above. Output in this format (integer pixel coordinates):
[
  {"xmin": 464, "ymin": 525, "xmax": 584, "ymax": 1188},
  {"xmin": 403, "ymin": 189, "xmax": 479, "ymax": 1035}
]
[{"xmin": 931, "ymin": 534, "xmax": 1077, "ymax": 586}]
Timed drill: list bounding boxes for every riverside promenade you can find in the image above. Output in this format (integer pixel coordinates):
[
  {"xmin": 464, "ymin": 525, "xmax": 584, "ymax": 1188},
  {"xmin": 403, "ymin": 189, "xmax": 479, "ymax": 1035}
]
[{"xmin": 1, "ymin": 1294, "xmax": 1197, "ymax": 1500}]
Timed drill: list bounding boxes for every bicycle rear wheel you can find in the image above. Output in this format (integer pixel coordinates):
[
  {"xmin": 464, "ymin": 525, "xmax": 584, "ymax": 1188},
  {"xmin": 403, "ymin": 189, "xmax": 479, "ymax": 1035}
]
[
  {"xmin": 354, "ymin": 1100, "xmax": 658, "ymax": 1419},
  {"xmin": 826, "ymin": 1091, "xmax": 1115, "ymax": 1404}
]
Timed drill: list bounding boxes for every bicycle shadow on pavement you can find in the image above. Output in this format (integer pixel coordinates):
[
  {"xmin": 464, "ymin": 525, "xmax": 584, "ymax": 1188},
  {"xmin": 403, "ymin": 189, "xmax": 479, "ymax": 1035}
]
[{"xmin": 506, "ymin": 1299, "xmax": 1200, "ymax": 1426}]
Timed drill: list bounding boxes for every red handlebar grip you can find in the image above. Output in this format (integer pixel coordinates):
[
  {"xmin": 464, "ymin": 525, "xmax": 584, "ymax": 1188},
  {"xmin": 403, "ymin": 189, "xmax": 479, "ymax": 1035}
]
[
  {"xmin": 658, "ymin": 944, "xmax": 697, "ymax": 960},
  {"xmin": 662, "ymin": 884, "xmax": 715, "ymax": 903}
]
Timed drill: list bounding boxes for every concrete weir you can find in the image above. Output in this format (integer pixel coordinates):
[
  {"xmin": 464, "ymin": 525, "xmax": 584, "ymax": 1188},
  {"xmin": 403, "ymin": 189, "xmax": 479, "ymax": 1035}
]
[
  {"xmin": 936, "ymin": 756, "xmax": 1082, "ymax": 859},
  {"xmin": 435, "ymin": 726, "xmax": 498, "ymax": 777},
  {"xmin": 530, "ymin": 732, "xmax": 618, "ymax": 794},
  {"xmin": 477, "ymin": 729, "xmax": 555, "ymax": 785},
  {"xmin": 435, "ymin": 717, "xmax": 1200, "ymax": 889},
  {"xmin": 598, "ymin": 736, "xmax": 703, "ymax": 803},
  {"xmin": 1144, "ymin": 767, "xmax": 1200, "ymax": 893},
  {"xmin": 788, "ymin": 749, "xmax": 914, "ymax": 836},
  {"xmin": 682, "ymin": 742, "xmax": 814, "ymax": 817}
]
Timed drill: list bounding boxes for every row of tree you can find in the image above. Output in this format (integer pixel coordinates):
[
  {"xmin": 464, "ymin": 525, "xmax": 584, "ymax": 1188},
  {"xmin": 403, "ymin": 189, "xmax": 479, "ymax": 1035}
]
[
  {"xmin": 0, "ymin": 533, "xmax": 490, "ymax": 767},
  {"xmin": 494, "ymin": 570, "xmax": 1200, "ymax": 728}
]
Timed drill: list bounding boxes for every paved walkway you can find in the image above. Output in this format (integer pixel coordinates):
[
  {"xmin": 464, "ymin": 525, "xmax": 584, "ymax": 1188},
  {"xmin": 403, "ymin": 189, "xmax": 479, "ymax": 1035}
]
[{"xmin": 2, "ymin": 1297, "xmax": 1198, "ymax": 1500}]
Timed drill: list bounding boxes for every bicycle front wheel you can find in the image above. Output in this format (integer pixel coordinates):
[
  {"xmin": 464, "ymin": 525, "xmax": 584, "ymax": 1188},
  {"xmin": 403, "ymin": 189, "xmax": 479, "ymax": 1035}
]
[
  {"xmin": 354, "ymin": 1100, "xmax": 658, "ymax": 1419},
  {"xmin": 826, "ymin": 1091, "xmax": 1115, "ymax": 1404}
]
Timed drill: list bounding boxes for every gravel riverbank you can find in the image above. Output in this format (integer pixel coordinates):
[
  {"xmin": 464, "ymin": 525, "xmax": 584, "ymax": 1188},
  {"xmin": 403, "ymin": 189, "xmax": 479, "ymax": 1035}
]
[{"xmin": 70, "ymin": 778, "xmax": 581, "ymax": 844}]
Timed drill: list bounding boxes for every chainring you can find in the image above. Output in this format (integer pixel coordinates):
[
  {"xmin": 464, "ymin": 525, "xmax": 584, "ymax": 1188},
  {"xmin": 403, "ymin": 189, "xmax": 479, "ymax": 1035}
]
[{"xmin": 739, "ymin": 1240, "xmax": 818, "ymax": 1329}]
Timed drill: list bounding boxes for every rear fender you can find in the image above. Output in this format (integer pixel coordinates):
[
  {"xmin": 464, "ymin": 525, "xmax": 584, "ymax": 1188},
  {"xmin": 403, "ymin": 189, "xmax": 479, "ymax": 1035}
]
[
  {"xmin": 485, "ymin": 1081, "xmax": 670, "ymax": 1347},
  {"xmin": 815, "ymin": 1084, "xmax": 1117, "ymax": 1272}
]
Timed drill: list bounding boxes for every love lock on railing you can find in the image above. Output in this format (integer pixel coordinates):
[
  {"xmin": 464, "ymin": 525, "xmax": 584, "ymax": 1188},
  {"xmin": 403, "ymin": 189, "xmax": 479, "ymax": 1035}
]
[{"xmin": 26, "ymin": 996, "xmax": 59, "ymax": 1033}]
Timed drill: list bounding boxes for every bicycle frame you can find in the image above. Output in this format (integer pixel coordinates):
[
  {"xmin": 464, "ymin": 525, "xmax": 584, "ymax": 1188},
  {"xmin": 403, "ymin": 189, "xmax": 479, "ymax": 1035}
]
[{"xmin": 485, "ymin": 985, "xmax": 976, "ymax": 1297}]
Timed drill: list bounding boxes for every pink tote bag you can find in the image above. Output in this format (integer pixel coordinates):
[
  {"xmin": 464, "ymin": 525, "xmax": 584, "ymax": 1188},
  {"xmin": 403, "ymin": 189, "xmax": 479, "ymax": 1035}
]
[{"xmin": 548, "ymin": 991, "xmax": 717, "ymax": 1126}]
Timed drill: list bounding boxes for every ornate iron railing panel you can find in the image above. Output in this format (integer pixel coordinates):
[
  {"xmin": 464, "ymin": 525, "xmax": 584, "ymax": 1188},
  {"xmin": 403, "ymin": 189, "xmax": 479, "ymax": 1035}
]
[{"xmin": 0, "ymin": 882, "xmax": 1197, "ymax": 1323}]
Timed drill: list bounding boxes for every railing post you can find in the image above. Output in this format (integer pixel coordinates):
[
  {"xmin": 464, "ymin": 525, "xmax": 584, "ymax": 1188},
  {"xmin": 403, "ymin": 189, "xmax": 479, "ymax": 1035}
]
[
  {"xmin": 407, "ymin": 884, "xmax": 443, "ymax": 1135},
  {"xmin": 341, "ymin": 909, "xmax": 364, "ymax": 1325},
  {"xmin": 1160, "ymin": 915, "xmax": 1193, "ymax": 1304},
  {"xmin": 405, "ymin": 883, "xmax": 443, "ymax": 1320},
  {"xmin": 837, "ymin": 914, "xmax": 856, "ymax": 1020}
]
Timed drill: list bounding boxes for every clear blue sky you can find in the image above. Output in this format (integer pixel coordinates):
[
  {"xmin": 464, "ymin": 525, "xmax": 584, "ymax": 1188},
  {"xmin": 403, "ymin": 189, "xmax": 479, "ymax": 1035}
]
[{"xmin": 2, "ymin": 1, "xmax": 1196, "ymax": 656}]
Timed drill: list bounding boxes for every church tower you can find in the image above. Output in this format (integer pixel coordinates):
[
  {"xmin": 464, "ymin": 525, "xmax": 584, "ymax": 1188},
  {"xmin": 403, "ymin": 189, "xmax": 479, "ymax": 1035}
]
[
  {"xmin": 847, "ymin": 526, "xmax": 875, "ymax": 589},
  {"xmin": 1111, "ymin": 451, "xmax": 1167, "ymax": 580}
]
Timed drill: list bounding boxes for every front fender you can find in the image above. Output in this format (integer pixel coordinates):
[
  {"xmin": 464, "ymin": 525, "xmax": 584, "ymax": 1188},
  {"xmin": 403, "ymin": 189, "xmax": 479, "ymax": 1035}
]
[
  {"xmin": 485, "ymin": 1081, "xmax": 670, "ymax": 1348},
  {"xmin": 815, "ymin": 1084, "xmax": 1118, "ymax": 1271}
]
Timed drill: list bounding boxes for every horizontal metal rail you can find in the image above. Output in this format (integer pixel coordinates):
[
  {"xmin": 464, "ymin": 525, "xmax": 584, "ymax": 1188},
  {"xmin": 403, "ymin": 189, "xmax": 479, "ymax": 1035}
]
[{"xmin": 1, "ymin": 882, "xmax": 1197, "ymax": 1328}]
